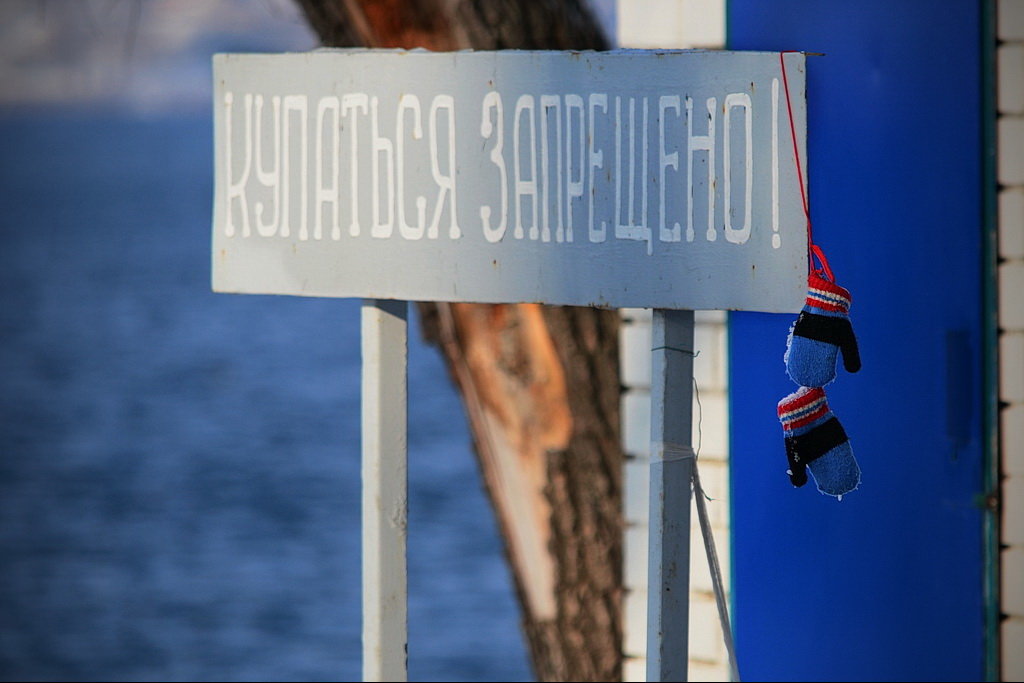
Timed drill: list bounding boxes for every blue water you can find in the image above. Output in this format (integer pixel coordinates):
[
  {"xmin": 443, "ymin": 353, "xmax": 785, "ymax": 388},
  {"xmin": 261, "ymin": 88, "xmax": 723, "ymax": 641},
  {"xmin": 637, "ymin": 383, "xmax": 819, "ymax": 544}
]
[{"xmin": 0, "ymin": 111, "xmax": 531, "ymax": 682}]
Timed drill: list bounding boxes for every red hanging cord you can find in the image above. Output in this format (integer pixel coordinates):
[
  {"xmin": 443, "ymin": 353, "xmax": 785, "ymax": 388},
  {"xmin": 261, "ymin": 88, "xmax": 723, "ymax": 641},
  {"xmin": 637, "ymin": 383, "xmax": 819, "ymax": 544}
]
[
  {"xmin": 779, "ymin": 51, "xmax": 834, "ymax": 282},
  {"xmin": 810, "ymin": 244, "xmax": 834, "ymax": 282}
]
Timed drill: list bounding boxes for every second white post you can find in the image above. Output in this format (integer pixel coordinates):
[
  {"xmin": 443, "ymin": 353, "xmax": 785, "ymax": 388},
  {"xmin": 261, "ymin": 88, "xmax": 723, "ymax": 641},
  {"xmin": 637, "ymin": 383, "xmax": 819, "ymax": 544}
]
[{"xmin": 646, "ymin": 308, "xmax": 696, "ymax": 682}]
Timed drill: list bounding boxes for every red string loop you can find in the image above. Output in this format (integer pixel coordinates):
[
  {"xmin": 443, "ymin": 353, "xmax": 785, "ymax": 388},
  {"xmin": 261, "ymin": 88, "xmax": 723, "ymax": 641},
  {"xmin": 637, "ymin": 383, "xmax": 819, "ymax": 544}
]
[
  {"xmin": 779, "ymin": 51, "xmax": 834, "ymax": 281},
  {"xmin": 810, "ymin": 244, "xmax": 834, "ymax": 282}
]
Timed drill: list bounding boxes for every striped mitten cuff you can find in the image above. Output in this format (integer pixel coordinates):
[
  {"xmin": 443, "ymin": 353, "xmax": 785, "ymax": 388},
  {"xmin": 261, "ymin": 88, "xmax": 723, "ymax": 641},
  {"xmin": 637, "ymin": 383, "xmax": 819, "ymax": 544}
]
[
  {"xmin": 777, "ymin": 387, "xmax": 861, "ymax": 498},
  {"xmin": 785, "ymin": 273, "xmax": 861, "ymax": 388}
]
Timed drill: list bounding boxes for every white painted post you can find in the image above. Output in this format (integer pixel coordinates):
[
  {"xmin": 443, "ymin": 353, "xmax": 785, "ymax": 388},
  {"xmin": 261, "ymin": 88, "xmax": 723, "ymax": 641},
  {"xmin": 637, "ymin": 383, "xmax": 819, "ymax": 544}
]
[
  {"xmin": 361, "ymin": 299, "xmax": 408, "ymax": 683},
  {"xmin": 647, "ymin": 308, "xmax": 695, "ymax": 682}
]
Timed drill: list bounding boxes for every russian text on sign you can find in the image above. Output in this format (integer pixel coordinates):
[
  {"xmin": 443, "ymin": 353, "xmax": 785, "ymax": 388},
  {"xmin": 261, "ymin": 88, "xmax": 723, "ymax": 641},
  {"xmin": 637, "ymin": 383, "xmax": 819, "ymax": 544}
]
[{"xmin": 214, "ymin": 49, "xmax": 807, "ymax": 312}]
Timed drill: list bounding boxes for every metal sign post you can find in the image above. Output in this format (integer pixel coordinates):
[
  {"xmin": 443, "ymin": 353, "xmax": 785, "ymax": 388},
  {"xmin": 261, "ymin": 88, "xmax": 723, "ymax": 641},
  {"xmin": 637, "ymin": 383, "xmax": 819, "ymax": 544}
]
[
  {"xmin": 211, "ymin": 49, "xmax": 808, "ymax": 683},
  {"xmin": 647, "ymin": 309, "xmax": 695, "ymax": 681},
  {"xmin": 360, "ymin": 299, "xmax": 408, "ymax": 682}
]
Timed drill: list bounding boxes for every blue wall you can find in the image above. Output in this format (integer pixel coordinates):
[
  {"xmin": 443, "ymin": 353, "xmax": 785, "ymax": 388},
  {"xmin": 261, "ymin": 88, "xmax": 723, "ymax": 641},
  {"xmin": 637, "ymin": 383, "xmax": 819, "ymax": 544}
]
[{"xmin": 728, "ymin": 2, "xmax": 985, "ymax": 680}]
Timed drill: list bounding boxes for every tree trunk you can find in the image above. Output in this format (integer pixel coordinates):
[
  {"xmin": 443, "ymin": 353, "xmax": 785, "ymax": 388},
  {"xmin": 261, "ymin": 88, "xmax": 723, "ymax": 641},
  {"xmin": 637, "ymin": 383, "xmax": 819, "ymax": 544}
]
[{"xmin": 293, "ymin": 3, "xmax": 621, "ymax": 680}]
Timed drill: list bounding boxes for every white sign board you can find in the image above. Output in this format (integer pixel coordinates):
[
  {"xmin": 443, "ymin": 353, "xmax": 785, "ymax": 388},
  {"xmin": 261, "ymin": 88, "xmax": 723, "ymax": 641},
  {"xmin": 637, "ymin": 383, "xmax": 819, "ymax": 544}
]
[{"xmin": 213, "ymin": 49, "xmax": 807, "ymax": 312}]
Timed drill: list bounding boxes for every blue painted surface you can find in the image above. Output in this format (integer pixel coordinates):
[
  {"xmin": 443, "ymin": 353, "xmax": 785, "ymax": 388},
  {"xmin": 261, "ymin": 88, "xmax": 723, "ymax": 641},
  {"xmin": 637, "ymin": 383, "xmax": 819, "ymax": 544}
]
[{"xmin": 728, "ymin": 2, "xmax": 985, "ymax": 681}]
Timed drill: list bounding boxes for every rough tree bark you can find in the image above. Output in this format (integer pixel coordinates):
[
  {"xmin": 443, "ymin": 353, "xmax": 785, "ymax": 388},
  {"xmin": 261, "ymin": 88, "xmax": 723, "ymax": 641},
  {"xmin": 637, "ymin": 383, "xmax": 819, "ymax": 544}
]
[{"xmin": 293, "ymin": 2, "xmax": 621, "ymax": 680}]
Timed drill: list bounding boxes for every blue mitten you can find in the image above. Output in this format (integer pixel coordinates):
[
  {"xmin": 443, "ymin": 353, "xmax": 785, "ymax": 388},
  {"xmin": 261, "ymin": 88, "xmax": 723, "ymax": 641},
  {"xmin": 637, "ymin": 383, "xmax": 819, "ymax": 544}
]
[
  {"xmin": 785, "ymin": 272, "xmax": 861, "ymax": 388},
  {"xmin": 777, "ymin": 387, "xmax": 860, "ymax": 498}
]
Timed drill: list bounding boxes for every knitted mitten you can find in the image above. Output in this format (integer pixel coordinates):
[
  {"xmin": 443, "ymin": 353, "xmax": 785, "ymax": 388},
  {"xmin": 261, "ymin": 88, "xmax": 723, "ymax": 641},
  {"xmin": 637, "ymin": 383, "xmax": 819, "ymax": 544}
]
[
  {"xmin": 785, "ymin": 272, "xmax": 861, "ymax": 388},
  {"xmin": 777, "ymin": 387, "xmax": 860, "ymax": 498}
]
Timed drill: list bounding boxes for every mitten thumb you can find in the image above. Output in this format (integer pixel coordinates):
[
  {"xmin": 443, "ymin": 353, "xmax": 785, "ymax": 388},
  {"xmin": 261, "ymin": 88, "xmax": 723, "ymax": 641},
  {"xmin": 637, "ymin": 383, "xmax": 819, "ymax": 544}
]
[
  {"xmin": 839, "ymin": 318, "xmax": 861, "ymax": 373},
  {"xmin": 785, "ymin": 437, "xmax": 809, "ymax": 487}
]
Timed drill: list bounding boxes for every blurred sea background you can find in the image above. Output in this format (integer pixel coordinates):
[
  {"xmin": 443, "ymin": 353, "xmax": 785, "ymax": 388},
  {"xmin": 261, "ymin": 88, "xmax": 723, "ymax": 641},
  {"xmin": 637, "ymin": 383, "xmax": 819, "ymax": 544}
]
[{"xmin": 0, "ymin": 1, "xmax": 554, "ymax": 680}]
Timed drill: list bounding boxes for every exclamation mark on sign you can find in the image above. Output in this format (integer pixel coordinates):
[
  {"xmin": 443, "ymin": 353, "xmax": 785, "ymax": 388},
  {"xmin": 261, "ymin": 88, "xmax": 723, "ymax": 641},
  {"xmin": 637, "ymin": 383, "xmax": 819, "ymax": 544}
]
[{"xmin": 771, "ymin": 77, "xmax": 781, "ymax": 249}]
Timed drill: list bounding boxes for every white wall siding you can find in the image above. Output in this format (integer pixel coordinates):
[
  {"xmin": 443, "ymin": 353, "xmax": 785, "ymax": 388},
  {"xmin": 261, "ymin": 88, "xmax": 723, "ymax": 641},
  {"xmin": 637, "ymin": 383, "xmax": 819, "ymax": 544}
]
[{"xmin": 1000, "ymin": 2, "xmax": 1024, "ymax": 680}]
